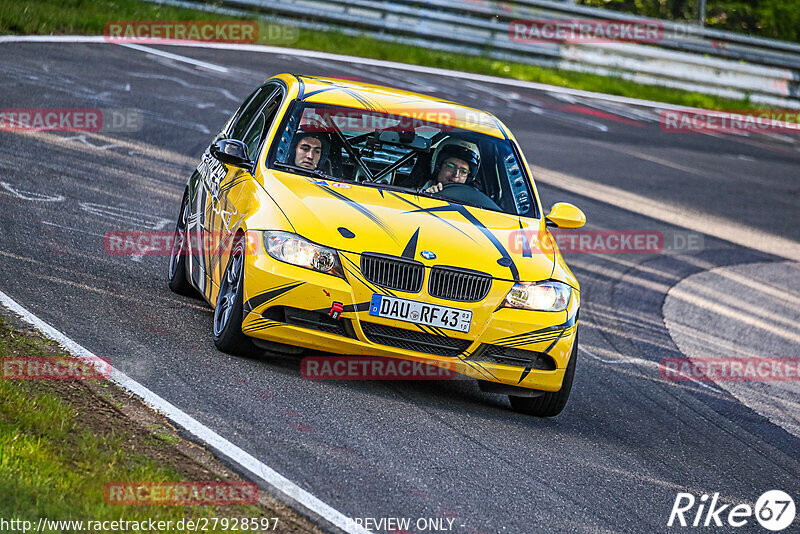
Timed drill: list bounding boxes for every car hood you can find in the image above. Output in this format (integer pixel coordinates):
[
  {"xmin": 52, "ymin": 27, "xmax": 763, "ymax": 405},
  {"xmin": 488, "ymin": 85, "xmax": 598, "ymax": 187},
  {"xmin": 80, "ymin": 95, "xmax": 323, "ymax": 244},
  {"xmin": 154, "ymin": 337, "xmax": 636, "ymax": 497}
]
[{"xmin": 260, "ymin": 170, "xmax": 555, "ymax": 282}]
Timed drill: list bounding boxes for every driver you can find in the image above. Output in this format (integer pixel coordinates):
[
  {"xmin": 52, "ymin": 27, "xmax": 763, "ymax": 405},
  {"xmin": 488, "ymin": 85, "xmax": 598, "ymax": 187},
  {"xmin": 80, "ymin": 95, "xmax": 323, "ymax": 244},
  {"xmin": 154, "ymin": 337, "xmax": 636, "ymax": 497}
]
[
  {"xmin": 289, "ymin": 130, "xmax": 330, "ymax": 171},
  {"xmin": 422, "ymin": 139, "xmax": 480, "ymax": 194}
]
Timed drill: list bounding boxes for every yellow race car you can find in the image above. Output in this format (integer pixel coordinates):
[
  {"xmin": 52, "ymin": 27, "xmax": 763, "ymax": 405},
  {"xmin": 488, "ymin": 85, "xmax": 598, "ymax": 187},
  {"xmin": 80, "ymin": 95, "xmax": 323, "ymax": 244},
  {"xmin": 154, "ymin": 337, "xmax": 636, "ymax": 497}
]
[{"xmin": 168, "ymin": 74, "xmax": 586, "ymax": 417}]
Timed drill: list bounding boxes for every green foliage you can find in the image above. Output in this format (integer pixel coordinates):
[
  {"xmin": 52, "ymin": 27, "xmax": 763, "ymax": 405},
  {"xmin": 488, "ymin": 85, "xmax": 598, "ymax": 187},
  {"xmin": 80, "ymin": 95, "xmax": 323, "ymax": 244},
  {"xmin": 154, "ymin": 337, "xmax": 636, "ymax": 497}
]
[
  {"xmin": 578, "ymin": 0, "xmax": 800, "ymax": 42},
  {"xmin": 0, "ymin": 318, "xmax": 262, "ymax": 530},
  {"xmin": 0, "ymin": 0, "xmax": 762, "ymax": 111}
]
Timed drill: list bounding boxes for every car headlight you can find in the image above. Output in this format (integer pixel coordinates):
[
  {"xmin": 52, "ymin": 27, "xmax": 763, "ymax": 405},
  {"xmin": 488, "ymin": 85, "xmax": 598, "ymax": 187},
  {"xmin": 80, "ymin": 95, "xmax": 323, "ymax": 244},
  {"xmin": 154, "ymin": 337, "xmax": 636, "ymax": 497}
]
[
  {"xmin": 263, "ymin": 231, "xmax": 343, "ymax": 277},
  {"xmin": 503, "ymin": 281, "xmax": 571, "ymax": 312}
]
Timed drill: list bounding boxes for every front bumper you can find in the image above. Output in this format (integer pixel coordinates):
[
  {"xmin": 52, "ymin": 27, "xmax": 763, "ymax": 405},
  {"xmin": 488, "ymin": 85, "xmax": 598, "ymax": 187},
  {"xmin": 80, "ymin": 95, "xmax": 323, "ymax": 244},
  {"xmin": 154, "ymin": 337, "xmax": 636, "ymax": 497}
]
[{"xmin": 240, "ymin": 247, "xmax": 579, "ymax": 392}]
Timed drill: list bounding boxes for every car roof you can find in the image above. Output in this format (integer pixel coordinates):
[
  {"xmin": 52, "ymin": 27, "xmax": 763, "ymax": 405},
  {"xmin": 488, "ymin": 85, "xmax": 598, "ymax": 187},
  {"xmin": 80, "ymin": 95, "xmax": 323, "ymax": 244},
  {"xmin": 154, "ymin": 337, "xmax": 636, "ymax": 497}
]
[{"xmin": 278, "ymin": 74, "xmax": 508, "ymax": 139}]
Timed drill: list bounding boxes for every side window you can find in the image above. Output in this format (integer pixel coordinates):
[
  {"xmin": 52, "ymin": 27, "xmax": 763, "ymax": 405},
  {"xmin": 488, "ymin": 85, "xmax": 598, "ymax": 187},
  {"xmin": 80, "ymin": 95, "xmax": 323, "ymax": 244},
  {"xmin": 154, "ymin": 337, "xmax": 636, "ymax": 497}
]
[
  {"xmin": 216, "ymin": 87, "xmax": 257, "ymax": 141},
  {"xmin": 229, "ymin": 85, "xmax": 278, "ymax": 141},
  {"xmin": 498, "ymin": 143, "xmax": 533, "ymax": 217},
  {"xmin": 243, "ymin": 114, "xmax": 266, "ymax": 157},
  {"xmin": 242, "ymin": 92, "xmax": 282, "ymax": 159}
]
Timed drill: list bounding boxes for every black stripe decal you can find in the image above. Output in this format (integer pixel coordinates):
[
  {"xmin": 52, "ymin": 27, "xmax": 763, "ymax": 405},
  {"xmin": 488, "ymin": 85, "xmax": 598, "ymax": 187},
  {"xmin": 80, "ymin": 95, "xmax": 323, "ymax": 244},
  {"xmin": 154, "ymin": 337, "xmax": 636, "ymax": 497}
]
[
  {"xmin": 518, "ymin": 329, "xmax": 565, "ymax": 384},
  {"xmin": 500, "ymin": 334, "xmax": 564, "ymax": 348},
  {"xmin": 209, "ymin": 231, "xmax": 234, "ymax": 272},
  {"xmin": 219, "ymin": 180, "xmax": 246, "ymax": 194},
  {"xmin": 341, "ymin": 87, "xmax": 386, "ymax": 113},
  {"xmin": 312, "ymin": 183, "xmax": 399, "ymax": 244},
  {"xmin": 494, "ymin": 313, "xmax": 577, "ymax": 343},
  {"xmin": 243, "ymin": 281, "xmax": 305, "ymax": 315},
  {"xmin": 407, "ymin": 203, "xmax": 519, "ymax": 281},
  {"xmin": 401, "ymin": 228, "xmax": 420, "ymax": 259},
  {"xmin": 302, "ymin": 87, "xmax": 336, "ymax": 99},
  {"xmin": 388, "ymin": 192, "xmax": 477, "ymax": 243},
  {"xmin": 243, "ymin": 319, "xmax": 282, "ymax": 332},
  {"xmin": 341, "ymin": 257, "xmax": 397, "ymax": 298},
  {"xmin": 518, "ymin": 218, "xmax": 532, "ymax": 258},
  {"xmin": 459, "ymin": 354, "xmax": 497, "ymax": 380}
]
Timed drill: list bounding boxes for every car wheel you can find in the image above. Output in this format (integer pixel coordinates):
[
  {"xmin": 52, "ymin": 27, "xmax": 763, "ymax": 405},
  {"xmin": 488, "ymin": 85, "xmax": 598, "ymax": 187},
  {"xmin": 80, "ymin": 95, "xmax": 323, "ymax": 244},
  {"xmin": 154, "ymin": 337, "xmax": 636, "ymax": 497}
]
[
  {"xmin": 168, "ymin": 188, "xmax": 198, "ymax": 297},
  {"xmin": 509, "ymin": 332, "xmax": 578, "ymax": 417},
  {"xmin": 213, "ymin": 234, "xmax": 254, "ymax": 355}
]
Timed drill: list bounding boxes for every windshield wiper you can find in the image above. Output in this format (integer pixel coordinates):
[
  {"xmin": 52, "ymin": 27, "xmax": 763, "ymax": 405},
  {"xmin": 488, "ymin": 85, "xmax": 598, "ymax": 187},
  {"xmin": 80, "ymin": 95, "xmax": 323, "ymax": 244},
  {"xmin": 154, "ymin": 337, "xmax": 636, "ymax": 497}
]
[
  {"xmin": 412, "ymin": 188, "xmax": 477, "ymax": 209},
  {"xmin": 359, "ymin": 181, "xmax": 416, "ymax": 193},
  {"xmin": 272, "ymin": 161, "xmax": 340, "ymax": 182}
]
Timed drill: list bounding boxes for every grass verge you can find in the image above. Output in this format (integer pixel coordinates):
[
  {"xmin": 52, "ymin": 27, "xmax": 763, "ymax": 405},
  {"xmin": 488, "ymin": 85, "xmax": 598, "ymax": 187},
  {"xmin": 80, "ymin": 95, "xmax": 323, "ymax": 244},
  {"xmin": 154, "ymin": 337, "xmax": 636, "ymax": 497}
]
[
  {"xmin": 0, "ymin": 313, "xmax": 318, "ymax": 533},
  {"xmin": 0, "ymin": 0, "xmax": 768, "ymax": 112}
]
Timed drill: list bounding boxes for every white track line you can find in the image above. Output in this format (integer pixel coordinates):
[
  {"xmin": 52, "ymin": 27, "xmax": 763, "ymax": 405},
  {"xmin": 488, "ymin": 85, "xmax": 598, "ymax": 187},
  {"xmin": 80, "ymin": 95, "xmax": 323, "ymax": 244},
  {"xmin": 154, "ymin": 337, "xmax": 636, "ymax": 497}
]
[
  {"xmin": 0, "ymin": 288, "xmax": 370, "ymax": 534},
  {"xmin": 0, "ymin": 34, "xmax": 744, "ymax": 113},
  {"xmin": 117, "ymin": 42, "xmax": 230, "ymax": 73},
  {"xmin": 580, "ymin": 346, "xmax": 723, "ymax": 393},
  {"xmin": 534, "ymin": 167, "xmax": 800, "ymax": 263}
]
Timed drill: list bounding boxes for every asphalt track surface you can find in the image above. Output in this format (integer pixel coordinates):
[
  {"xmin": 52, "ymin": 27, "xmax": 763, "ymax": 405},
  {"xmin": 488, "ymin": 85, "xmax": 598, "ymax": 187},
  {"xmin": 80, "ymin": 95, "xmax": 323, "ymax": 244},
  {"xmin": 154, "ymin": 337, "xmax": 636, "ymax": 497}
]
[{"xmin": 1, "ymin": 42, "xmax": 799, "ymax": 533}]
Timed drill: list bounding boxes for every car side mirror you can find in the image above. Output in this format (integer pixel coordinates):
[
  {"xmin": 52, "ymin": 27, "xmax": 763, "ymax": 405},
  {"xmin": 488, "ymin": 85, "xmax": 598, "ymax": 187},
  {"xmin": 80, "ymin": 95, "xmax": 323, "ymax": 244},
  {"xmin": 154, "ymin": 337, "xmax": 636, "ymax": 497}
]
[
  {"xmin": 545, "ymin": 202, "xmax": 586, "ymax": 229},
  {"xmin": 210, "ymin": 139, "xmax": 254, "ymax": 171}
]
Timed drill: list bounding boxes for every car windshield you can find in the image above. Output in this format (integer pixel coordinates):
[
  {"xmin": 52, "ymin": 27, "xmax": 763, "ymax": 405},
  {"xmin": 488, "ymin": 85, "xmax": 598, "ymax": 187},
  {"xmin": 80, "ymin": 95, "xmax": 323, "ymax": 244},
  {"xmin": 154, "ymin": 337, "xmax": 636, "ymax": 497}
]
[{"xmin": 268, "ymin": 102, "xmax": 537, "ymax": 217}]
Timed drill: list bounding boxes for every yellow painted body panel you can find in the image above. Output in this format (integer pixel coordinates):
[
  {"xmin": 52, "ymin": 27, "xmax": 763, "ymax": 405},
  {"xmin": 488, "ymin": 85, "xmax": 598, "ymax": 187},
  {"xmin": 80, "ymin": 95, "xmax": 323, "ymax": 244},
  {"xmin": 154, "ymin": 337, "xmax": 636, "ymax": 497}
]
[{"xmin": 197, "ymin": 74, "xmax": 581, "ymax": 392}]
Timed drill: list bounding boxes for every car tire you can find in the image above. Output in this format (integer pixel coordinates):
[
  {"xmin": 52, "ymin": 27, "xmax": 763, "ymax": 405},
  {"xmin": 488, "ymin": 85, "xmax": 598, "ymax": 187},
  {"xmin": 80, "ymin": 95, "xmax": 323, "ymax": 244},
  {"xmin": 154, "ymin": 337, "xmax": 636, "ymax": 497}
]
[
  {"xmin": 168, "ymin": 188, "xmax": 198, "ymax": 297},
  {"xmin": 212, "ymin": 233, "xmax": 255, "ymax": 355},
  {"xmin": 509, "ymin": 333, "xmax": 578, "ymax": 417}
]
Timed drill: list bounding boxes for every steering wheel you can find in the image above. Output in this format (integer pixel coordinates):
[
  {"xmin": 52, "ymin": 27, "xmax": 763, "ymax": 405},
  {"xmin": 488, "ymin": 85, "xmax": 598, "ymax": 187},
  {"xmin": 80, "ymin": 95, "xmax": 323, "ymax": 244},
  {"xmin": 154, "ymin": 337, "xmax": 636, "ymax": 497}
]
[{"xmin": 437, "ymin": 183, "xmax": 501, "ymax": 211}]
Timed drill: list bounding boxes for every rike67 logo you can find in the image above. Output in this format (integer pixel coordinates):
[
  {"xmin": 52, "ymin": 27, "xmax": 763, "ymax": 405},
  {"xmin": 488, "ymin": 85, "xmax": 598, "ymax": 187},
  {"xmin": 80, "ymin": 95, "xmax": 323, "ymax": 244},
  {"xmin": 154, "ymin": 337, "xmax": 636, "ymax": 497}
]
[{"xmin": 669, "ymin": 490, "xmax": 795, "ymax": 531}]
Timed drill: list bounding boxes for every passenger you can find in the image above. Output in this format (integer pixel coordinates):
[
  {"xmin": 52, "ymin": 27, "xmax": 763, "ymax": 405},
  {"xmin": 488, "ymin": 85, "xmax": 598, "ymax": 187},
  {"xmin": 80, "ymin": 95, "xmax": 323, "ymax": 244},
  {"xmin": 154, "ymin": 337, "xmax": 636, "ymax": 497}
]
[{"xmin": 290, "ymin": 131, "xmax": 330, "ymax": 171}]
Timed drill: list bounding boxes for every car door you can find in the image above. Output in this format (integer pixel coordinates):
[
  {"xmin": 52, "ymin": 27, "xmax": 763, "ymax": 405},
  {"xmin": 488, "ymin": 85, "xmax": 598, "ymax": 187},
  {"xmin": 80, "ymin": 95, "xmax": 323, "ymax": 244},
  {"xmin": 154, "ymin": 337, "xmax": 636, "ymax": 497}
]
[{"xmin": 193, "ymin": 83, "xmax": 285, "ymax": 302}]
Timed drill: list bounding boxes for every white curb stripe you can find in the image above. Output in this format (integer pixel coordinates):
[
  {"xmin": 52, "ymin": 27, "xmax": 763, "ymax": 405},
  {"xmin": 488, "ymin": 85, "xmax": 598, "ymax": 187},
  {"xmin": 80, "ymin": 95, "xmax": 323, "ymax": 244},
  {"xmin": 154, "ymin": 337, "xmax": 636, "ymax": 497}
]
[
  {"xmin": 0, "ymin": 35, "xmax": 106, "ymax": 43},
  {"xmin": 0, "ymin": 288, "xmax": 370, "ymax": 534}
]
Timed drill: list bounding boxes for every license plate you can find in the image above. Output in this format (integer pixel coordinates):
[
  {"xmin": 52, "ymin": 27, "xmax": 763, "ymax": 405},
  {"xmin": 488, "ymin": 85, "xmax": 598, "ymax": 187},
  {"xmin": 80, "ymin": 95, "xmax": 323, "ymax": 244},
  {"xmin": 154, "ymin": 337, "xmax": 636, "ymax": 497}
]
[{"xmin": 368, "ymin": 294, "xmax": 472, "ymax": 333}]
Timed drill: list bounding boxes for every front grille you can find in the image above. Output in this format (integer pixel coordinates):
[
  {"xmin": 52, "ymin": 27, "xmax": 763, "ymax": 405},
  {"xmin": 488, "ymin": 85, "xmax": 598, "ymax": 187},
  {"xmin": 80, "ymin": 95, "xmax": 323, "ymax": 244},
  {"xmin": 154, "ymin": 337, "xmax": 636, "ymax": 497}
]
[
  {"xmin": 361, "ymin": 322, "xmax": 471, "ymax": 357},
  {"xmin": 469, "ymin": 345, "xmax": 556, "ymax": 370},
  {"xmin": 264, "ymin": 306, "xmax": 349, "ymax": 337},
  {"xmin": 361, "ymin": 253, "xmax": 424, "ymax": 293},
  {"xmin": 428, "ymin": 266, "xmax": 492, "ymax": 302}
]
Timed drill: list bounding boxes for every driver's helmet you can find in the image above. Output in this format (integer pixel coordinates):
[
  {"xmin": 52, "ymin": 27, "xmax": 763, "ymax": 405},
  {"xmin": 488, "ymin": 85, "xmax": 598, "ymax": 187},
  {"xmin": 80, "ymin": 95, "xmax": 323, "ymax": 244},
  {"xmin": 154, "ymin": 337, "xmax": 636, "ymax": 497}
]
[
  {"xmin": 430, "ymin": 138, "xmax": 481, "ymax": 183},
  {"xmin": 289, "ymin": 122, "xmax": 331, "ymax": 169}
]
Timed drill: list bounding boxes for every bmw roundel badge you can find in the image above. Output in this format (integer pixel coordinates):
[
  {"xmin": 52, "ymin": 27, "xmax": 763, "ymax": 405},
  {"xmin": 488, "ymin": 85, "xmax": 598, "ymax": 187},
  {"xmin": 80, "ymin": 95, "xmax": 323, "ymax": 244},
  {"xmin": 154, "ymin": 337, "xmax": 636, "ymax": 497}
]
[{"xmin": 420, "ymin": 250, "xmax": 437, "ymax": 260}]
